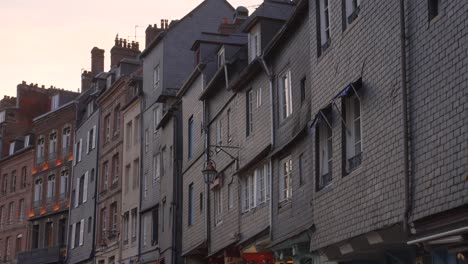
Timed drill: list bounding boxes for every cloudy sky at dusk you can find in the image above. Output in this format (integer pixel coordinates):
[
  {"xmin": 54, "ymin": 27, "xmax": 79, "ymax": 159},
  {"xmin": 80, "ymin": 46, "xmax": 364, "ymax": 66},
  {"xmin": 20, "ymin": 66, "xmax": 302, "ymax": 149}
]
[{"xmin": 0, "ymin": 0, "xmax": 261, "ymax": 97}]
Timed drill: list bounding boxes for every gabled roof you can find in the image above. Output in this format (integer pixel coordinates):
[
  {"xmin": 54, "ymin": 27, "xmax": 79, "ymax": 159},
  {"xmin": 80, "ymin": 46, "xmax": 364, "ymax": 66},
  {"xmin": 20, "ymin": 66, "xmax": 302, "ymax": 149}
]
[
  {"xmin": 140, "ymin": 0, "xmax": 235, "ymax": 58},
  {"xmin": 242, "ymin": 0, "xmax": 296, "ymax": 32}
]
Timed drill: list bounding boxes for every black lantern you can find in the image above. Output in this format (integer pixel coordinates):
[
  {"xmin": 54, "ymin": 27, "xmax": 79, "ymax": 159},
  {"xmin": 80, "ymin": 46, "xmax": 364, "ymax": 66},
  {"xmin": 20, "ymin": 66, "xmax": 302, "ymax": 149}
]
[{"xmin": 202, "ymin": 160, "xmax": 218, "ymax": 184}]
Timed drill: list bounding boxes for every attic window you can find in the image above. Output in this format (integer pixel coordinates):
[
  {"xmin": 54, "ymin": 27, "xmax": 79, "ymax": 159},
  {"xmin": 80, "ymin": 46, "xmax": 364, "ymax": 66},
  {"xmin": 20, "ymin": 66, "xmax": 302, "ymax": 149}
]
[
  {"xmin": 24, "ymin": 135, "xmax": 30, "ymax": 148},
  {"xmin": 218, "ymin": 47, "xmax": 225, "ymax": 68},
  {"xmin": 249, "ymin": 24, "xmax": 261, "ymax": 62},
  {"xmin": 51, "ymin": 94, "xmax": 60, "ymax": 110},
  {"xmin": 9, "ymin": 142, "xmax": 15, "ymax": 155},
  {"xmin": 0, "ymin": 111, "xmax": 5, "ymax": 123}
]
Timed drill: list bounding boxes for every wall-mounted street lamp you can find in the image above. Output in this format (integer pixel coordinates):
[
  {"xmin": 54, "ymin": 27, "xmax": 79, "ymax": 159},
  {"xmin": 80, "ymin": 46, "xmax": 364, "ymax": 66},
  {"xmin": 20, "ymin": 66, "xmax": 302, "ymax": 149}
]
[{"xmin": 202, "ymin": 159, "xmax": 218, "ymax": 184}]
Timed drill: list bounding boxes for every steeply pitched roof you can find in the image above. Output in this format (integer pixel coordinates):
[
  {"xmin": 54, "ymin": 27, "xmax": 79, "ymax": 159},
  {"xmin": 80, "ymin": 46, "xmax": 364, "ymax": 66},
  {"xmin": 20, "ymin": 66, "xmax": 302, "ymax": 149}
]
[{"xmin": 242, "ymin": 0, "xmax": 296, "ymax": 32}]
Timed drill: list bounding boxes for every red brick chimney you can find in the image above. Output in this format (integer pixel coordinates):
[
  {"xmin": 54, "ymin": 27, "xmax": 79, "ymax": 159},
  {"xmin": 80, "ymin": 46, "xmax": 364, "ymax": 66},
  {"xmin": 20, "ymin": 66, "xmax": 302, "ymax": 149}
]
[
  {"xmin": 110, "ymin": 35, "xmax": 141, "ymax": 68},
  {"xmin": 91, "ymin": 47, "xmax": 105, "ymax": 74},
  {"xmin": 145, "ymin": 23, "xmax": 164, "ymax": 48}
]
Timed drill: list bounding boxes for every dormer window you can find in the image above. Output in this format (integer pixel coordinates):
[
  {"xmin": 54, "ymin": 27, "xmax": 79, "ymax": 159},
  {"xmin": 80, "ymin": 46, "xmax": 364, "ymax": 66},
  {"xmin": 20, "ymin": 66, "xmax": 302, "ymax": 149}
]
[
  {"xmin": 87, "ymin": 101, "xmax": 94, "ymax": 118},
  {"xmin": 249, "ymin": 24, "xmax": 261, "ymax": 62},
  {"xmin": 0, "ymin": 111, "xmax": 5, "ymax": 123},
  {"xmin": 9, "ymin": 142, "xmax": 15, "ymax": 155},
  {"xmin": 107, "ymin": 75, "xmax": 113, "ymax": 88},
  {"xmin": 217, "ymin": 47, "xmax": 225, "ymax": 68},
  {"xmin": 24, "ymin": 135, "xmax": 30, "ymax": 148},
  {"xmin": 51, "ymin": 94, "xmax": 60, "ymax": 110}
]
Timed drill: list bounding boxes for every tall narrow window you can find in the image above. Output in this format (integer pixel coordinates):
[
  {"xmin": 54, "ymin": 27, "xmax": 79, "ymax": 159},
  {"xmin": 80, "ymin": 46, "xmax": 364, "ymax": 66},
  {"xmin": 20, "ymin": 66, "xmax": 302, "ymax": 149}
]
[
  {"xmin": 317, "ymin": 115, "xmax": 333, "ymax": 190},
  {"xmin": 60, "ymin": 170, "xmax": 69, "ymax": 198},
  {"xmin": 19, "ymin": 199, "xmax": 25, "ymax": 222},
  {"xmin": 428, "ymin": 0, "xmax": 439, "ymax": 20},
  {"xmin": 0, "ymin": 206, "xmax": 5, "ymax": 226},
  {"xmin": 103, "ymin": 161, "xmax": 109, "ymax": 190},
  {"xmin": 153, "ymin": 154, "xmax": 161, "ymax": 182},
  {"xmin": 188, "ymin": 116, "xmax": 194, "ymax": 159},
  {"xmin": 47, "ymin": 174, "xmax": 55, "ymax": 201},
  {"xmin": 5, "ymin": 237, "xmax": 11, "ymax": 257},
  {"xmin": 51, "ymin": 94, "xmax": 60, "ymax": 110},
  {"xmin": 317, "ymin": 0, "xmax": 331, "ymax": 55},
  {"xmin": 58, "ymin": 219, "xmax": 66, "ymax": 246},
  {"xmin": 152, "ymin": 207, "xmax": 159, "ymax": 245},
  {"xmin": 153, "ymin": 65, "xmax": 160, "ymax": 89},
  {"xmin": 37, "ymin": 137, "xmax": 45, "ymax": 164},
  {"xmin": 34, "ymin": 179, "xmax": 43, "ymax": 206},
  {"xmin": 216, "ymin": 119, "xmax": 222, "ymax": 150},
  {"xmin": 62, "ymin": 127, "xmax": 71, "ymax": 154},
  {"xmin": 214, "ymin": 188, "xmax": 222, "ymax": 225},
  {"xmin": 228, "ymin": 183, "xmax": 234, "ymax": 209},
  {"xmin": 32, "ymin": 225, "xmax": 39, "ymax": 248},
  {"xmin": 101, "ymin": 208, "xmax": 107, "ymax": 240},
  {"xmin": 8, "ymin": 202, "xmax": 14, "ymax": 224},
  {"xmin": 343, "ymin": 94, "xmax": 362, "ymax": 174},
  {"xmin": 126, "ymin": 121, "xmax": 133, "ymax": 149},
  {"xmin": 227, "ymin": 109, "xmax": 232, "ymax": 142},
  {"xmin": 279, "ymin": 70, "xmax": 293, "ymax": 121},
  {"xmin": 87, "ymin": 127, "xmax": 94, "ymax": 153},
  {"xmin": 153, "ymin": 107, "xmax": 160, "ymax": 133},
  {"xmin": 241, "ymin": 174, "xmax": 256, "ymax": 212},
  {"xmin": 125, "ymin": 165, "xmax": 131, "ymax": 194},
  {"xmin": 300, "ymin": 77, "xmax": 306, "ymax": 103},
  {"xmin": 45, "ymin": 222, "xmax": 54, "ymax": 247},
  {"xmin": 343, "ymin": 0, "xmax": 361, "ymax": 29},
  {"xmin": 246, "ymin": 90, "xmax": 254, "ymax": 136},
  {"xmin": 114, "ymin": 105, "xmax": 121, "ymax": 134},
  {"xmin": 279, "ymin": 156, "xmax": 292, "ymax": 202},
  {"xmin": 188, "ymin": 183, "xmax": 194, "ymax": 225},
  {"xmin": 104, "ymin": 114, "xmax": 111, "ymax": 143},
  {"xmin": 49, "ymin": 132, "xmax": 57, "ymax": 160},
  {"xmin": 21, "ymin": 166, "xmax": 27, "ymax": 189},
  {"xmin": 10, "ymin": 171, "xmax": 16, "ymax": 193},
  {"xmin": 112, "ymin": 154, "xmax": 119, "ymax": 184},
  {"xmin": 1, "ymin": 174, "xmax": 7, "ymax": 195},
  {"xmin": 15, "ymin": 235, "xmax": 22, "ymax": 254},
  {"xmin": 123, "ymin": 212, "xmax": 129, "ymax": 244},
  {"xmin": 131, "ymin": 208, "xmax": 137, "ymax": 240},
  {"xmin": 134, "ymin": 115, "xmax": 140, "ymax": 144},
  {"xmin": 111, "ymin": 203, "xmax": 117, "ymax": 235}
]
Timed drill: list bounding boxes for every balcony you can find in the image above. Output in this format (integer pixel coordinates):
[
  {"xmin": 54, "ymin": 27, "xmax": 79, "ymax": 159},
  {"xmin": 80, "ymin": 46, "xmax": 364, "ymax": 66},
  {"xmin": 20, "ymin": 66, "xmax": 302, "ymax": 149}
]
[{"xmin": 17, "ymin": 246, "xmax": 63, "ymax": 264}]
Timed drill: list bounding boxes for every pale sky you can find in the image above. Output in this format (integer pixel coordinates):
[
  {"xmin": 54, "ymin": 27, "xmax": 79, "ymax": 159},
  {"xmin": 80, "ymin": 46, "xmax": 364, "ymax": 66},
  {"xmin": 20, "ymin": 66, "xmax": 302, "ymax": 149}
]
[{"xmin": 0, "ymin": 0, "xmax": 261, "ymax": 97}]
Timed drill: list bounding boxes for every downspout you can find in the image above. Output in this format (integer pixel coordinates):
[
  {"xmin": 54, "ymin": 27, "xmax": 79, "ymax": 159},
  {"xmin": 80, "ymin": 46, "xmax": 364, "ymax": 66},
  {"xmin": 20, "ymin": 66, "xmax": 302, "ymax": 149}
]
[
  {"xmin": 259, "ymin": 56, "xmax": 275, "ymax": 240},
  {"xmin": 138, "ymin": 89, "xmax": 145, "ymax": 262},
  {"xmin": 399, "ymin": 0, "xmax": 411, "ymax": 234},
  {"xmin": 202, "ymin": 74, "xmax": 211, "ymax": 256},
  {"xmin": 91, "ymin": 107, "xmax": 101, "ymax": 263}
]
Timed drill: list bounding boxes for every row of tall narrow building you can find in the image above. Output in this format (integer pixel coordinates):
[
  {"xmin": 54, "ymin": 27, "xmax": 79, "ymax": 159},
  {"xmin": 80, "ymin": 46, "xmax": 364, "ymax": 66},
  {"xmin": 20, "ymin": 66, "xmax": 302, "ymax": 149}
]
[{"xmin": 0, "ymin": 0, "xmax": 466, "ymax": 263}]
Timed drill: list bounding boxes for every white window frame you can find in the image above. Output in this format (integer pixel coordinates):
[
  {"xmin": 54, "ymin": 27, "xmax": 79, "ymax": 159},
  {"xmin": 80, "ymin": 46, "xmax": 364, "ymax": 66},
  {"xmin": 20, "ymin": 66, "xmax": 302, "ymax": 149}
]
[
  {"xmin": 51, "ymin": 94, "xmax": 60, "ymax": 110},
  {"xmin": 344, "ymin": 94, "xmax": 362, "ymax": 172},
  {"xmin": 319, "ymin": 0, "xmax": 331, "ymax": 48},
  {"xmin": 153, "ymin": 65, "xmax": 160, "ymax": 89},
  {"xmin": 0, "ymin": 111, "xmax": 5, "ymax": 123},
  {"xmin": 241, "ymin": 173, "xmax": 256, "ymax": 213},
  {"xmin": 9, "ymin": 142, "xmax": 15, "ymax": 155},
  {"xmin": 153, "ymin": 154, "xmax": 160, "ymax": 182},
  {"xmin": 217, "ymin": 47, "xmax": 225, "ymax": 68},
  {"xmin": 214, "ymin": 187, "xmax": 223, "ymax": 225},
  {"xmin": 153, "ymin": 107, "xmax": 160, "ymax": 133},
  {"xmin": 279, "ymin": 156, "xmax": 292, "ymax": 202},
  {"xmin": 279, "ymin": 70, "xmax": 293, "ymax": 121},
  {"xmin": 248, "ymin": 23, "xmax": 261, "ymax": 62},
  {"xmin": 318, "ymin": 120, "xmax": 333, "ymax": 189},
  {"xmin": 47, "ymin": 174, "xmax": 55, "ymax": 200},
  {"xmin": 34, "ymin": 179, "xmax": 42, "ymax": 202}
]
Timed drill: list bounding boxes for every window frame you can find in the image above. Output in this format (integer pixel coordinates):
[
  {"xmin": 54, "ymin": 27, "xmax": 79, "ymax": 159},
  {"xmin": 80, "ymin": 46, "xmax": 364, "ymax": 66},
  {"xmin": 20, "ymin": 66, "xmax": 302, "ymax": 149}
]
[{"xmin": 278, "ymin": 70, "xmax": 293, "ymax": 122}]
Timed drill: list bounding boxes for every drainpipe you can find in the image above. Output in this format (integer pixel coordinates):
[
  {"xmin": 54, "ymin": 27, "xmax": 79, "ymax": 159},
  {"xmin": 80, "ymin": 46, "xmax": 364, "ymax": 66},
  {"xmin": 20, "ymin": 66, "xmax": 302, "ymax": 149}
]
[
  {"xmin": 91, "ymin": 108, "xmax": 101, "ymax": 264},
  {"xmin": 399, "ymin": 0, "xmax": 412, "ymax": 234},
  {"xmin": 203, "ymin": 75, "xmax": 212, "ymax": 256},
  {"xmin": 138, "ymin": 89, "xmax": 145, "ymax": 262},
  {"xmin": 259, "ymin": 56, "xmax": 275, "ymax": 241}
]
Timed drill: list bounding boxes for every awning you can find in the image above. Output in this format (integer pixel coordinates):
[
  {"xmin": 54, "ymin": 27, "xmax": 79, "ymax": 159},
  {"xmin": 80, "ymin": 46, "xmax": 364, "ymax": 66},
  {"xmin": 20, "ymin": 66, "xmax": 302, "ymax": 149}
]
[
  {"xmin": 332, "ymin": 78, "xmax": 362, "ymax": 100},
  {"xmin": 308, "ymin": 105, "xmax": 332, "ymax": 132}
]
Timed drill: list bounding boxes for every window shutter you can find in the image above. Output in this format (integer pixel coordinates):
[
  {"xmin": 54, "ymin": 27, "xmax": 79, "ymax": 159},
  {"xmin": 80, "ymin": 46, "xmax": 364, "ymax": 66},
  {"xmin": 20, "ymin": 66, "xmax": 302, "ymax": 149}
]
[
  {"xmin": 73, "ymin": 143, "xmax": 77, "ymax": 166},
  {"xmin": 92, "ymin": 126, "xmax": 96, "ymax": 149},
  {"xmin": 78, "ymin": 139, "xmax": 82, "ymax": 162},
  {"xmin": 71, "ymin": 224, "xmax": 76, "ymax": 249},
  {"xmin": 83, "ymin": 171, "xmax": 88, "ymax": 203},
  {"xmin": 79, "ymin": 219, "xmax": 84, "ymax": 246},
  {"xmin": 75, "ymin": 177, "xmax": 80, "ymax": 208},
  {"xmin": 86, "ymin": 131, "xmax": 90, "ymax": 154}
]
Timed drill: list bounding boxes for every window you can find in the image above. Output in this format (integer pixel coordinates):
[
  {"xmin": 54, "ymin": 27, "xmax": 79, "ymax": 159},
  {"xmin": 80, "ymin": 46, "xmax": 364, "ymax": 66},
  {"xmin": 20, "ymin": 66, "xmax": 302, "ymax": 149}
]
[
  {"xmin": 279, "ymin": 70, "xmax": 293, "ymax": 121},
  {"xmin": 214, "ymin": 187, "xmax": 222, "ymax": 225},
  {"xmin": 87, "ymin": 101, "xmax": 94, "ymax": 117},
  {"xmin": 0, "ymin": 111, "xmax": 5, "ymax": 123},
  {"xmin": 112, "ymin": 154, "xmax": 119, "ymax": 184},
  {"xmin": 343, "ymin": 94, "xmax": 362, "ymax": 174},
  {"xmin": 45, "ymin": 222, "xmax": 54, "ymax": 247},
  {"xmin": 87, "ymin": 127, "xmax": 95, "ymax": 153},
  {"xmin": 103, "ymin": 161, "xmax": 109, "ymax": 190},
  {"xmin": 126, "ymin": 121, "xmax": 133, "ymax": 149},
  {"xmin": 125, "ymin": 165, "xmax": 131, "ymax": 194},
  {"xmin": 153, "ymin": 65, "xmax": 160, "ymax": 88},
  {"xmin": 0, "ymin": 206, "xmax": 5, "ymax": 226},
  {"xmin": 32, "ymin": 225, "xmax": 39, "ymax": 249},
  {"xmin": 428, "ymin": 0, "xmax": 439, "ymax": 20},
  {"xmin": 19, "ymin": 199, "xmax": 25, "ymax": 222},
  {"xmin": 104, "ymin": 114, "xmax": 111, "ymax": 143},
  {"xmin": 317, "ymin": 115, "xmax": 333, "ymax": 190},
  {"xmin": 216, "ymin": 119, "xmax": 222, "ymax": 149},
  {"xmin": 188, "ymin": 183, "xmax": 194, "ymax": 225},
  {"xmin": 34, "ymin": 179, "xmax": 43, "ymax": 205},
  {"xmin": 51, "ymin": 94, "xmax": 60, "ymax": 110},
  {"xmin": 217, "ymin": 47, "xmax": 225, "ymax": 68},
  {"xmin": 249, "ymin": 24, "xmax": 261, "ymax": 62},
  {"xmin": 37, "ymin": 137, "xmax": 45, "ymax": 164},
  {"xmin": 58, "ymin": 219, "xmax": 66, "ymax": 246},
  {"xmin": 343, "ymin": 0, "xmax": 361, "ymax": 29},
  {"xmin": 8, "ymin": 202, "xmax": 14, "ymax": 224},
  {"xmin": 256, "ymin": 163, "xmax": 270, "ymax": 204},
  {"xmin": 228, "ymin": 183, "xmax": 234, "ymax": 209},
  {"xmin": 24, "ymin": 135, "xmax": 30, "ymax": 147},
  {"xmin": 1, "ymin": 174, "xmax": 7, "ymax": 195},
  {"xmin": 88, "ymin": 217, "xmax": 92, "ymax": 233},
  {"xmin": 74, "ymin": 221, "xmax": 80, "ymax": 247},
  {"xmin": 279, "ymin": 156, "xmax": 293, "ymax": 202},
  {"xmin": 299, "ymin": 154, "xmax": 304, "ymax": 186},
  {"xmin": 131, "ymin": 208, "xmax": 137, "ymax": 240},
  {"xmin": 188, "ymin": 116, "xmax": 194, "ymax": 159},
  {"xmin": 47, "ymin": 174, "xmax": 55, "ymax": 201},
  {"xmin": 133, "ymin": 160, "xmax": 139, "ymax": 190},
  {"xmin": 143, "ymin": 214, "xmax": 149, "ymax": 246},
  {"xmin": 152, "ymin": 207, "xmax": 159, "ymax": 245},
  {"xmin": 145, "ymin": 129, "xmax": 149, "ymax": 153},
  {"xmin": 246, "ymin": 90, "xmax": 254, "ymax": 136},
  {"xmin": 161, "ymin": 148, "xmax": 165, "ymax": 178},
  {"xmin": 49, "ymin": 132, "xmax": 57, "ymax": 159},
  {"xmin": 101, "ymin": 208, "xmax": 107, "ymax": 240},
  {"xmin": 114, "ymin": 105, "xmax": 121, "ymax": 134},
  {"xmin": 20, "ymin": 167, "xmax": 27, "ymax": 189},
  {"xmin": 134, "ymin": 115, "xmax": 140, "ymax": 144},
  {"xmin": 143, "ymin": 172, "xmax": 148, "ymax": 198},
  {"xmin": 317, "ymin": 0, "xmax": 331, "ymax": 55},
  {"xmin": 227, "ymin": 109, "xmax": 232, "ymax": 142},
  {"xmin": 300, "ymin": 77, "xmax": 306, "ymax": 103},
  {"xmin": 74, "ymin": 139, "xmax": 82, "ymax": 165},
  {"xmin": 60, "ymin": 170, "xmax": 69, "ymax": 197},
  {"xmin": 153, "ymin": 154, "xmax": 160, "ymax": 182},
  {"xmin": 110, "ymin": 203, "xmax": 117, "ymax": 235},
  {"xmin": 153, "ymin": 107, "xmax": 160, "ymax": 133},
  {"xmin": 10, "ymin": 171, "xmax": 16, "ymax": 193},
  {"xmin": 199, "ymin": 192, "xmax": 204, "ymax": 212},
  {"xmin": 123, "ymin": 212, "xmax": 129, "ymax": 244},
  {"xmin": 15, "ymin": 235, "xmax": 22, "ymax": 254},
  {"xmin": 62, "ymin": 127, "xmax": 71, "ymax": 153},
  {"xmin": 241, "ymin": 174, "xmax": 256, "ymax": 212},
  {"xmin": 9, "ymin": 142, "xmax": 15, "ymax": 155},
  {"xmin": 5, "ymin": 237, "xmax": 10, "ymax": 257},
  {"xmin": 82, "ymin": 172, "xmax": 88, "ymax": 203}
]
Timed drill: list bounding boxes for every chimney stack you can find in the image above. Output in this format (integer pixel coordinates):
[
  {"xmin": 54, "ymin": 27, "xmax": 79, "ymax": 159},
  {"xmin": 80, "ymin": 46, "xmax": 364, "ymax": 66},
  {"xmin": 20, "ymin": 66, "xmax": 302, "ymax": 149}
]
[
  {"xmin": 110, "ymin": 35, "xmax": 141, "ymax": 68},
  {"xmin": 91, "ymin": 47, "xmax": 105, "ymax": 74},
  {"xmin": 145, "ymin": 23, "xmax": 164, "ymax": 48}
]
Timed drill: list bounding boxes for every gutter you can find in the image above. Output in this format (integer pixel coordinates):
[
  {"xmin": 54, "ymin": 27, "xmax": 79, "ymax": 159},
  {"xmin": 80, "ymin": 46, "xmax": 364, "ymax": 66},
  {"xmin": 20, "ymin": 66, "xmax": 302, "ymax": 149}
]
[
  {"xmin": 407, "ymin": 226, "xmax": 468, "ymax": 245},
  {"xmin": 399, "ymin": 0, "xmax": 412, "ymax": 234}
]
